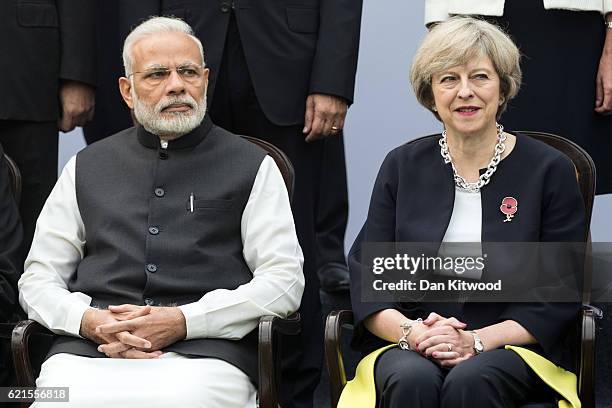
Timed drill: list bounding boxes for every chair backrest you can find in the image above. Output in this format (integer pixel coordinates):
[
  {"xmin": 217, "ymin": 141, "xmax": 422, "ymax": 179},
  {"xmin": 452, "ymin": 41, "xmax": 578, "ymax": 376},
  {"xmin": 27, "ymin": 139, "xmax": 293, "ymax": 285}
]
[
  {"xmin": 516, "ymin": 131, "xmax": 595, "ymax": 238},
  {"xmin": 515, "ymin": 131, "xmax": 597, "ymax": 408},
  {"xmin": 241, "ymin": 135, "xmax": 295, "ymax": 202},
  {"xmin": 3, "ymin": 153, "xmax": 21, "ymax": 205}
]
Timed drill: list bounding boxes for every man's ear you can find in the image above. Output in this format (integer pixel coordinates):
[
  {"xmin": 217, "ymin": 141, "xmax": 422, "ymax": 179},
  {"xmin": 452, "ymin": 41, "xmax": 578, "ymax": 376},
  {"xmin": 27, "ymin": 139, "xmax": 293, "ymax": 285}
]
[
  {"xmin": 202, "ymin": 67, "xmax": 210, "ymax": 95},
  {"xmin": 119, "ymin": 77, "xmax": 134, "ymax": 109}
]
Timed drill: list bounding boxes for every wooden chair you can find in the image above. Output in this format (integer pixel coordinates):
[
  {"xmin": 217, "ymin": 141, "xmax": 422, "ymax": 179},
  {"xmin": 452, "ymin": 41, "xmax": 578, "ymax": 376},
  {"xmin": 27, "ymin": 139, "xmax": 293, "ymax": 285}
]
[
  {"xmin": 3, "ymin": 153, "xmax": 21, "ymax": 206},
  {"xmin": 324, "ymin": 131, "xmax": 599, "ymax": 408},
  {"xmin": 12, "ymin": 136, "xmax": 299, "ymax": 408}
]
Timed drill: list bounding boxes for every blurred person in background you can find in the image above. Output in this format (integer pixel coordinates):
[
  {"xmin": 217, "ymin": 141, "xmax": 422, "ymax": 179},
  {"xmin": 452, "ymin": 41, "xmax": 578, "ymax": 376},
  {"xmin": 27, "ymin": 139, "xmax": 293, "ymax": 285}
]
[{"xmin": 0, "ymin": 0, "xmax": 95, "ymax": 389}]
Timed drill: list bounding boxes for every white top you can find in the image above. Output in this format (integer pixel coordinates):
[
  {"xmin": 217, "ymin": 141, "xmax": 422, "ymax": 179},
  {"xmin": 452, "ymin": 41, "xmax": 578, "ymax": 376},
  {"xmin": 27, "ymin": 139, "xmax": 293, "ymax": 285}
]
[
  {"xmin": 441, "ymin": 187, "xmax": 482, "ymax": 243},
  {"xmin": 438, "ymin": 187, "xmax": 483, "ymax": 280},
  {"xmin": 18, "ymin": 155, "xmax": 305, "ymax": 341},
  {"xmin": 425, "ymin": 0, "xmax": 612, "ymax": 24}
]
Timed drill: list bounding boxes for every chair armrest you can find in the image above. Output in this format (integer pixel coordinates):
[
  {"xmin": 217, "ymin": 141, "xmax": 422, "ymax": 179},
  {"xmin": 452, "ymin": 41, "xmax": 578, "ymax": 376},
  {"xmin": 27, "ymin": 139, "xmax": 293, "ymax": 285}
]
[
  {"xmin": 11, "ymin": 320, "xmax": 53, "ymax": 387},
  {"xmin": 325, "ymin": 310, "xmax": 353, "ymax": 408},
  {"xmin": 258, "ymin": 313, "xmax": 301, "ymax": 408},
  {"xmin": 578, "ymin": 305, "xmax": 600, "ymax": 408}
]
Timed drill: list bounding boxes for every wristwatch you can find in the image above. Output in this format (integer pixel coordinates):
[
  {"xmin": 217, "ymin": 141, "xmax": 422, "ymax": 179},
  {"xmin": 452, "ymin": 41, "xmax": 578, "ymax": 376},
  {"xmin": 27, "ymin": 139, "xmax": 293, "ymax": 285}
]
[
  {"xmin": 470, "ymin": 330, "xmax": 484, "ymax": 354},
  {"xmin": 606, "ymin": 21, "xmax": 612, "ymax": 29}
]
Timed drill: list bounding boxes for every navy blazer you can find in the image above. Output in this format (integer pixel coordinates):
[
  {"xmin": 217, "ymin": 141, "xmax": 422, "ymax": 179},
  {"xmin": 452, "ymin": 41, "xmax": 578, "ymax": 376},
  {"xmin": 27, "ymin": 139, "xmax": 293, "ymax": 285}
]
[{"xmin": 349, "ymin": 133, "xmax": 586, "ymax": 370}]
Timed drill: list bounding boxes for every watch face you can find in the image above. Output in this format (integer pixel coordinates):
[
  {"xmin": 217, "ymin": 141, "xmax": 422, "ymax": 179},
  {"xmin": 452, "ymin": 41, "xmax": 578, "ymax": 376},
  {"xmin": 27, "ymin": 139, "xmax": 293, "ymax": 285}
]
[{"xmin": 475, "ymin": 342, "xmax": 484, "ymax": 352}]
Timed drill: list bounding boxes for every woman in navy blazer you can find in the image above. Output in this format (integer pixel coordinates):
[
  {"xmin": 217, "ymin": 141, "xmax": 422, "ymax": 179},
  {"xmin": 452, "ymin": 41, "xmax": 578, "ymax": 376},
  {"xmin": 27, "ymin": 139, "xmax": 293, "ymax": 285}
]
[{"xmin": 347, "ymin": 17, "xmax": 586, "ymax": 408}]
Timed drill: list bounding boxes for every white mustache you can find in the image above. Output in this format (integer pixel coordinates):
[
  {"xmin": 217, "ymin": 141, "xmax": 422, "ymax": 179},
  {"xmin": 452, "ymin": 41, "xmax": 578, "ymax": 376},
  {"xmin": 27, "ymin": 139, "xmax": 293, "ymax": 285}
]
[{"xmin": 157, "ymin": 97, "xmax": 196, "ymax": 112}]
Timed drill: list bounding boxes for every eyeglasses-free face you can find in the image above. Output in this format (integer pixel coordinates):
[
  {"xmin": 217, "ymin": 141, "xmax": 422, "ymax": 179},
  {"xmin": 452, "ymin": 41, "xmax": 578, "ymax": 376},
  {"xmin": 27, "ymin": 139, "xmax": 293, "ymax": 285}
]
[{"xmin": 431, "ymin": 56, "xmax": 502, "ymax": 141}]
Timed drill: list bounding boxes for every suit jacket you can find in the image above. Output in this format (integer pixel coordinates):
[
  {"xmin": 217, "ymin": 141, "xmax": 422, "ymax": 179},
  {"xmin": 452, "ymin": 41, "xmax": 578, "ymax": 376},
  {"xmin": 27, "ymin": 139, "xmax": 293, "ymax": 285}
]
[
  {"xmin": 0, "ymin": 145, "xmax": 24, "ymax": 322},
  {"xmin": 0, "ymin": 0, "xmax": 96, "ymax": 122},
  {"xmin": 119, "ymin": 0, "xmax": 363, "ymax": 126},
  {"xmin": 84, "ymin": 0, "xmax": 133, "ymax": 144},
  {"xmin": 349, "ymin": 133, "xmax": 587, "ymax": 370}
]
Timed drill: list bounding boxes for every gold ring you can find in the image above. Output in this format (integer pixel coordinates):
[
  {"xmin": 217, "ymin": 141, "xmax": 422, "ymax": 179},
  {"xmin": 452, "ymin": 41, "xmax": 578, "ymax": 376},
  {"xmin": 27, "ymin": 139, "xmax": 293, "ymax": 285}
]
[
  {"xmin": 447, "ymin": 344, "xmax": 453, "ymax": 352},
  {"xmin": 331, "ymin": 126, "xmax": 340, "ymax": 131}
]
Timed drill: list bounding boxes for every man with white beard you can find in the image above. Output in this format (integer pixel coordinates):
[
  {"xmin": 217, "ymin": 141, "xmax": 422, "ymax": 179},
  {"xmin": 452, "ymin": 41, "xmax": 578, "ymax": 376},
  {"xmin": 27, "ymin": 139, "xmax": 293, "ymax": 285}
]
[{"xmin": 17, "ymin": 17, "xmax": 304, "ymax": 408}]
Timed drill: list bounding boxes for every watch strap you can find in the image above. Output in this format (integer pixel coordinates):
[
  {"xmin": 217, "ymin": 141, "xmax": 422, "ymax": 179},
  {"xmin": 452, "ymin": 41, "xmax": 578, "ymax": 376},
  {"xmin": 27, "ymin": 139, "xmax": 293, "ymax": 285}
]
[{"xmin": 470, "ymin": 330, "xmax": 484, "ymax": 354}]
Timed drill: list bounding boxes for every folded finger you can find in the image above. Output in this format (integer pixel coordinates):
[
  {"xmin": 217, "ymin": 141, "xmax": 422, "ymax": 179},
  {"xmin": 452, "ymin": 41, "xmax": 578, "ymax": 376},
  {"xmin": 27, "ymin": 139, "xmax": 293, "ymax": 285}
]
[
  {"xmin": 336, "ymin": 117, "xmax": 345, "ymax": 133},
  {"xmin": 303, "ymin": 97, "xmax": 315, "ymax": 134},
  {"xmin": 417, "ymin": 326, "xmax": 453, "ymax": 344},
  {"xmin": 115, "ymin": 331, "xmax": 151, "ymax": 349},
  {"xmin": 595, "ymin": 75, "xmax": 603, "ymax": 108},
  {"xmin": 417, "ymin": 335, "xmax": 449, "ymax": 353},
  {"xmin": 441, "ymin": 317, "xmax": 466, "ymax": 329},
  {"xmin": 98, "ymin": 341, "xmax": 131, "ymax": 355},
  {"xmin": 423, "ymin": 312, "xmax": 442, "ymax": 325},
  {"xmin": 120, "ymin": 349, "xmax": 163, "ymax": 359},
  {"xmin": 602, "ymin": 92, "xmax": 612, "ymax": 114},
  {"xmin": 74, "ymin": 111, "xmax": 89, "ymax": 128},
  {"xmin": 305, "ymin": 116, "xmax": 326, "ymax": 142},
  {"xmin": 58, "ymin": 116, "xmax": 74, "ymax": 133},
  {"xmin": 431, "ymin": 351, "xmax": 459, "ymax": 360},
  {"xmin": 113, "ymin": 305, "xmax": 152, "ymax": 321},
  {"xmin": 321, "ymin": 119, "xmax": 334, "ymax": 137},
  {"xmin": 108, "ymin": 304, "xmax": 141, "ymax": 313},
  {"xmin": 424, "ymin": 341, "xmax": 455, "ymax": 357},
  {"xmin": 105, "ymin": 351, "xmax": 126, "ymax": 359},
  {"xmin": 96, "ymin": 319, "xmax": 138, "ymax": 334}
]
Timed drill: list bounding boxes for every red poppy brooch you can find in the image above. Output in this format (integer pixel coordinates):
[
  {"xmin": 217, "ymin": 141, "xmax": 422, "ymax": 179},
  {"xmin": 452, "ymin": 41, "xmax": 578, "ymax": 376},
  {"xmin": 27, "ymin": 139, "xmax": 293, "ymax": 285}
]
[{"xmin": 500, "ymin": 197, "xmax": 518, "ymax": 222}]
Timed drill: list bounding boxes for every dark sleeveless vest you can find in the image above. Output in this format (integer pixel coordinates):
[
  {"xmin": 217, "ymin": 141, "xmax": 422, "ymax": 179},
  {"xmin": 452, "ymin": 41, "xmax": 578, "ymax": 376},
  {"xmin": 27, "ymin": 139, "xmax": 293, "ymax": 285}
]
[{"xmin": 46, "ymin": 116, "xmax": 267, "ymax": 382}]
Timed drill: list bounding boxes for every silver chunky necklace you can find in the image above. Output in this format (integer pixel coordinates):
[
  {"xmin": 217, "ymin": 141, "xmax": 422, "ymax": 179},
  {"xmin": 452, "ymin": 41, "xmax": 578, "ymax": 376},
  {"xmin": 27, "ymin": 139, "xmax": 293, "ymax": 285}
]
[{"xmin": 439, "ymin": 123, "xmax": 506, "ymax": 193}]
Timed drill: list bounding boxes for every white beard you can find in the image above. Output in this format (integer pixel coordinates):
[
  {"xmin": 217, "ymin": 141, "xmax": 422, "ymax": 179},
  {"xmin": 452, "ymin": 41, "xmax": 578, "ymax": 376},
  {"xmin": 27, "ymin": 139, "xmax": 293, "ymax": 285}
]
[{"xmin": 132, "ymin": 89, "xmax": 207, "ymax": 139}]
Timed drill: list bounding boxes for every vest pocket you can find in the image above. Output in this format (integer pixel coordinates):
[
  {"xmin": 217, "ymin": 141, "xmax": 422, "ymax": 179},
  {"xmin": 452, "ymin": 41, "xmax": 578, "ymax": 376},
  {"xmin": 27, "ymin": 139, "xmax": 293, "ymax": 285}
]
[
  {"xmin": 185, "ymin": 198, "xmax": 234, "ymax": 211},
  {"xmin": 17, "ymin": 3, "xmax": 59, "ymax": 28}
]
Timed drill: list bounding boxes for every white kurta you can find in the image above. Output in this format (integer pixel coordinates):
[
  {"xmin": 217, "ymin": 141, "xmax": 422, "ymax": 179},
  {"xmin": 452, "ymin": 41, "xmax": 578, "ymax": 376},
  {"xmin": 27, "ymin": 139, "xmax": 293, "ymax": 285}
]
[
  {"xmin": 20, "ymin": 155, "xmax": 305, "ymax": 407},
  {"xmin": 33, "ymin": 353, "xmax": 257, "ymax": 408}
]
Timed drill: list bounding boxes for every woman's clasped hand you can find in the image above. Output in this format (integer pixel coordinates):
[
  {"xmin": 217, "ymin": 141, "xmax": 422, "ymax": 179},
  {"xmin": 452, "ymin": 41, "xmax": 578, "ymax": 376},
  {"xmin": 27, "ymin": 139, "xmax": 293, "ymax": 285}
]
[{"xmin": 410, "ymin": 312, "xmax": 478, "ymax": 367}]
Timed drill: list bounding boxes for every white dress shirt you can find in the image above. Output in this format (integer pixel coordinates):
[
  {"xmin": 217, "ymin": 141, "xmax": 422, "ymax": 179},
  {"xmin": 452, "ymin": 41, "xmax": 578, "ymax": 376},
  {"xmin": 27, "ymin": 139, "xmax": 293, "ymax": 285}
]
[{"xmin": 18, "ymin": 155, "xmax": 305, "ymax": 341}]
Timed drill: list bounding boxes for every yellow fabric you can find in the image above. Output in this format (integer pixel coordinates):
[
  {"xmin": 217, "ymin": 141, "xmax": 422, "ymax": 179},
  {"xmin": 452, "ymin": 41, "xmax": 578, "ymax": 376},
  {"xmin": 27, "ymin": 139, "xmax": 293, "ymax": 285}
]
[
  {"xmin": 505, "ymin": 345, "xmax": 580, "ymax": 408},
  {"xmin": 337, "ymin": 344, "xmax": 395, "ymax": 408},
  {"xmin": 337, "ymin": 344, "xmax": 580, "ymax": 408}
]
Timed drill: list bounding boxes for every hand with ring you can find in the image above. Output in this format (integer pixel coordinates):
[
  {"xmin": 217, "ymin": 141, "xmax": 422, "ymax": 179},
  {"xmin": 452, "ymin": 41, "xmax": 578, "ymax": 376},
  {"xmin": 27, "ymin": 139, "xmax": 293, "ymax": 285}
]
[
  {"xmin": 302, "ymin": 93, "xmax": 347, "ymax": 142},
  {"xmin": 414, "ymin": 312, "xmax": 476, "ymax": 367}
]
